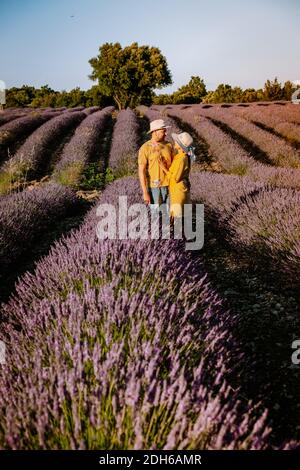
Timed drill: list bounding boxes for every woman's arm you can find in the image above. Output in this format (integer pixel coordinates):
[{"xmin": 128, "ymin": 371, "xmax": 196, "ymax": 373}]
[{"xmin": 157, "ymin": 157, "xmax": 169, "ymax": 174}]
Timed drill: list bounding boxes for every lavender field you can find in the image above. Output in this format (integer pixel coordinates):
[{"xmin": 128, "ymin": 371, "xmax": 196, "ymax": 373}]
[{"xmin": 0, "ymin": 102, "xmax": 300, "ymax": 449}]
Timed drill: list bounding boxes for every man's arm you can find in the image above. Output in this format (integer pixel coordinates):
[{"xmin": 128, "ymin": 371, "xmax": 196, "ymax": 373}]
[{"xmin": 138, "ymin": 162, "xmax": 151, "ymax": 205}]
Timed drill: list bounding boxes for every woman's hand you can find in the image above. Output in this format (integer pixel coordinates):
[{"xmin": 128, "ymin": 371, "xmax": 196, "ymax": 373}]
[{"xmin": 158, "ymin": 156, "xmax": 168, "ymax": 173}]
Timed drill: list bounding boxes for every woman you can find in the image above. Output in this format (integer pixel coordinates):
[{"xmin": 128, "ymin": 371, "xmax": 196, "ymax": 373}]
[{"xmin": 158, "ymin": 131, "xmax": 194, "ymax": 219}]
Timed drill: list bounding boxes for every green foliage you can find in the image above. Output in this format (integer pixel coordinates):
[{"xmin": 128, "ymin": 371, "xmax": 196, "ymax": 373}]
[
  {"xmin": 202, "ymin": 83, "xmax": 243, "ymax": 104},
  {"xmin": 154, "ymin": 76, "xmax": 207, "ymax": 105},
  {"xmin": 4, "ymin": 84, "xmax": 113, "ymax": 109},
  {"xmin": 88, "ymin": 42, "xmax": 172, "ymax": 109},
  {"xmin": 55, "ymin": 162, "xmax": 85, "ymax": 187},
  {"xmin": 85, "ymin": 86, "xmax": 114, "ymax": 107},
  {"xmin": 78, "ymin": 164, "xmax": 116, "ymax": 191},
  {"xmin": 5, "ymin": 85, "xmax": 36, "ymax": 107},
  {"xmin": 281, "ymin": 81, "xmax": 294, "ymax": 101},
  {"xmin": 263, "ymin": 77, "xmax": 283, "ymax": 101},
  {"xmin": 172, "ymin": 76, "xmax": 207, "ymax": 104},
  {"xmin": 240, "ymin": 88, "xmax": 261, "ymax": 103}
]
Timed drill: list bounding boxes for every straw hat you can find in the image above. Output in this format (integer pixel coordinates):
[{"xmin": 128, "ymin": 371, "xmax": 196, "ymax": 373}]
[
  {"xmin": 172, "ymin": 132, "xmax": 193, "ymax": 152},
  {"xmin": 147, "ymin": 119, "xmax": 171, "ymax": 134}
]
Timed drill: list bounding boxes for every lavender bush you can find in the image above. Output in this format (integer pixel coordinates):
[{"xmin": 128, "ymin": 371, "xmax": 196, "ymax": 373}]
[
  {"xmin": 0, "ymin": 110, "xmax": 61, "ymax": 162},
  {"xmin": 200, "ymin": 107, "xmax": 300, "ymax": 169},
  {"xmin": 53, "ymin": 107, "xmax": 114, "ymax": 187},
  {"xmin": 0, "ymin": 111, "xmax": 27, "ymax": 127},
  {"xmin": 84, "ymin": 106, "xmax": 101, "ymax": 115},
  {"xmin": 0, "ymin": 182, "xmax": 79, "ymax": 274},
  {"xmin": 0, "ymin": 177, "xmax": 285, "ymax": 450},
  {"xmin": 108, "ymin": 108, "xmax": 140, "ymax": 176},
  {"xmin": 168, "ymin": 107, "xmax": 300, "ymax": 190},
  {"xmin": 191, "ymin": 172, "xmax": 300, "ymax": 283},
  {"xmin": 190, "ymin": 171, "xmax": 266, "ymax": 227},
  {"xmin": 0, "ymin": 111, "xmax": 85, "ymax": 191},
  {"xmin": 226, "ymin": 186, "xmax": 300, "ymax": 283},
  {"xmin": 229, "ymin": 105, "xmax": 300, "ymax": 145}
]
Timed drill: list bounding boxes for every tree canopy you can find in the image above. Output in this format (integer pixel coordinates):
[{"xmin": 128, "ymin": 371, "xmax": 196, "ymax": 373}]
[
  {"xmin": 172, "ymin": 76, "xmax": 207, "ymax": 104},
  {"xmin": 88, "ymin": 42, "xmax": 172, "ymax": 110}
]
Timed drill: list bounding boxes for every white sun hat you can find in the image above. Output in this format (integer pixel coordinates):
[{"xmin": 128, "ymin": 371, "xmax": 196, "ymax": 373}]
[
  {"xmin": 171, "ymin": 132, "xmax": 193, "ymax": 152},
  {"xmin": 147, "ymin": 119, "xmax": 171, "ymax": 134}
]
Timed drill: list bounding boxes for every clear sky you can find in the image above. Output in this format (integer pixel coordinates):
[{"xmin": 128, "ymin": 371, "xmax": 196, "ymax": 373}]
[{"xmin": 1, "ymin": 0, "xmax": 299, "ymax": 93}]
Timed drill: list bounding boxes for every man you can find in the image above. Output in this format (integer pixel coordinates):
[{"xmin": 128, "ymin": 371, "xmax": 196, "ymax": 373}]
[{"xmin": 138, "ymin": 119, "xmax": 173, "ymax": 206}]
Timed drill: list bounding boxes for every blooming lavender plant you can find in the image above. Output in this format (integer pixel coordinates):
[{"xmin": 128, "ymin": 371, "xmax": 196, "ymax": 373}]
[
  {"xmin": 199, "ymin": 107, "xmax": 300, "ymax": 169},
  {"xmin": 168, "ymin": 107, "xmax": 300, "ymax": 190},
  {"xmin": 53, "ymin": 107, "xmax": 114, "ymax": 186},
  {"xmin": 83, "ymin": 106, "xmax": 101, "ymax": 115},
  {"xmin": 0, "ymin": 111, "xmax": 27, "ymax": 127},
  {"xmin": 0, "ymin": 176, "xmax": 285, "ymax": 450},
  {"xmin": 190, "ymin": 171, "xmax": 300, "ymax": 283},
  {"xmin": 225, "ymin": 186, "xmax": 300, "ymax": 282},
  {"xmin": 0, "ymin": 182, "xmax": 79, "ymax": 274},
  {"xmin": 0, "ymin": 110, "xmax": 62, "ymax": 162},
  {"xmin": 0, "ymin": 111, "xmax": 86, "ymax": 186},
  {"xmin": 108, "ymin": 109, "xmax": 140, "ymax": 176},
  {"xmin": 229, "ymin": 105, "xmax": 300, "ymax": 145}
]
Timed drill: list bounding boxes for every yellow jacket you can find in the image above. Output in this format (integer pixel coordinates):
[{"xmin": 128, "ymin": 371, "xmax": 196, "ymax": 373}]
[{"xmin": 166, "ymin": 150, "xmax": 191, "ymax": 217}]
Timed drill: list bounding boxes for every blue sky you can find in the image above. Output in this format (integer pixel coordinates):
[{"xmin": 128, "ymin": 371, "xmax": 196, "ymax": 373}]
[{"xmin": 1, "ymin": 0, "xmax": 299, "ymax": 93}]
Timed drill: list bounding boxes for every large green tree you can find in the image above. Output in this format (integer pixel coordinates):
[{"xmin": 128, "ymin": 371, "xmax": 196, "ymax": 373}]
[{"xmin": 88, "ymin": 42, "xmax": 172, "ymax": 109}]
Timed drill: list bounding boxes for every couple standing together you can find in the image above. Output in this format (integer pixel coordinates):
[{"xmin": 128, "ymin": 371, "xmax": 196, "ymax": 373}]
[{"xmin": 138, "ymin": 119, "xmax": 194, "ymax": 219}]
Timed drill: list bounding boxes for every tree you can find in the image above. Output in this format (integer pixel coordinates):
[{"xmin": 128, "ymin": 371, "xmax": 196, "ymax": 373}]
[
  {"xmin": 282, "ymin": 80, "xmax": 298, "ymax": 101},
  {"xmin": 6, "ymin": 85, "xmax": 36, "ymax": 107},
  {"xmin": 240, "ymin": 88, "xmax": 260, "ymax": 103},
  {"xmin": 172, "ymin": 76, "xmax": 207, "ymax": 104},
  {"xmin": 153, "ymin": 93, "xmax": 173, "ymax": 105},
  {"xmin": 202, "ymin": 84, "xmax": 243, "ymax": 103},
  {"xmin": 88, "ymin": 42, "xmax": 172, "ymax": 109},
  {"xmin": 85, "ymin": 85, "xmax": 114, "ymax": 107},
  {"xmin": 263, "ymin": 77, "xmax": 283, "ymax": 101}
]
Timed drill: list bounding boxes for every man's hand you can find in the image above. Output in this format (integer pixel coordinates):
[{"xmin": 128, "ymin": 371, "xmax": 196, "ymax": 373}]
[{"xmin": 143, "ymin": 192, "xmax": 151, "ymax": 205}]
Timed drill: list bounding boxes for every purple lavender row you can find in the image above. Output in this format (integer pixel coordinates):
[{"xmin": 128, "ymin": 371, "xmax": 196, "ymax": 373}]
[
  {"xmin": 0, "ymin": 177, "xmax": 284, "ymax": 449},
  {"xmin": 108, "ymin": 109, "xmax": 140, "ymax": 175},
  {"xmin": 230, "ymin": 105, "xmax": 300, "ymax": 145},
  {"xmin": 168, "ymin": 107, "xmax": 300, "ymax": 190},
  {"xmin": 199, "ymin": 106, "xmax": 300, "ymax": 169},
  {"xmin": 0, "ymin": 182, "xmax": 79, "ymax": 274},
  {"xmin": 0, "ymin": 111, "xmax": 27, "ymax": 127},
  {"xmin": 53, "ymin": 106, "xmax": 114, "ymax": 186},
  {"xmin": 191, "ymin": 171, "xmax": 300, "ymax": 283},
  {"xmin": 226, "ymin": 186, "xmax": 300, "ymax": 283},
  {"xmin": 63, "ymin": 106, "xmax": 86, "ymax": 112},
  {"xmin": 246, "ymin": 102, "xmax": 300, "ymax": 126},
  {"xmin": 83, "ymin": 106, "xmax": 100, "ymax": 115},
  {"xmin": 0, "ymin": 110, "xmax": 62, "ymax": 162},
  {"xmin": 0, "ymin": 111, "xmax": 86, "ymax": 186}
]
